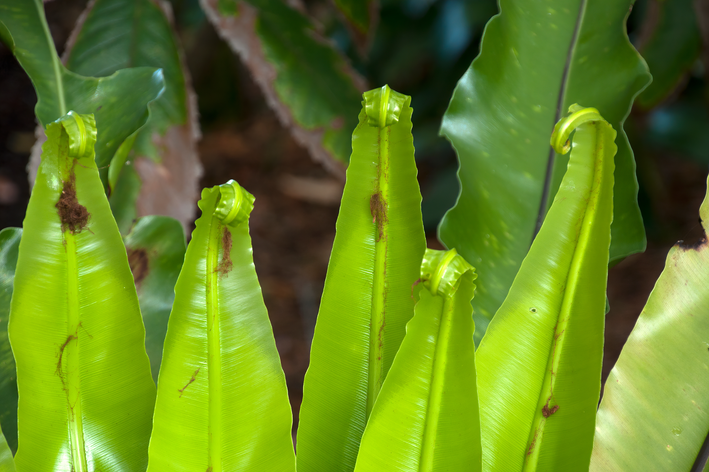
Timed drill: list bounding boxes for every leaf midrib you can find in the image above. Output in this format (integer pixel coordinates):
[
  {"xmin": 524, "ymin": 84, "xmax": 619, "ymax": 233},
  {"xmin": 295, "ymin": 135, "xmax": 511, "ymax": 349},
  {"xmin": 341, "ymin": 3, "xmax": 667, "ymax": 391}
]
[
  {"xmin": 206, "ymin": 215, "xmax": 223, "ymax": 472},
  {"xmin": 534, "ymin": 0, "xmax": 588, "ymax": 241}
]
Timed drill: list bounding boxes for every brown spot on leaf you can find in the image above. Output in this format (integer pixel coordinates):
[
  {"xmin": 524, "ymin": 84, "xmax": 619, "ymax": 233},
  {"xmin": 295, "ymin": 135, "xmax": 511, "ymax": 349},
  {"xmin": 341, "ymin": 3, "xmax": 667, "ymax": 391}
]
[
  {"xmin": 370, "ymin": 192, "xmax": 387, "ymax": 242},
  {"xmin": 217, "ymin": 227, "xmax": 233, "ymax": 276},
  {"xmin": 542, "ymin": 403, "xmax": 559, "ymax": 418},
  {"xmin": 55, "ymin": 173, "xmax": 90, "ymax": 233},
  {"xmin": 127, "ymin": 248, "xmax": 149, "ymax": 286},
  {"xmin": 178, "ymin": 368, "xmax": 201, "ymax": 398}
]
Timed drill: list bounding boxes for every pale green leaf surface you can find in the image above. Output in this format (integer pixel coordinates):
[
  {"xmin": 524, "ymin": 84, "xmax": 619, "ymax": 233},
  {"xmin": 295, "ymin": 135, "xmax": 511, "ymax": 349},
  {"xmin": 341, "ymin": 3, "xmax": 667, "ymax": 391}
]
[
  {"xmin": 0, "ymin": 426, "xmax": 13, "ymax": 472},
  {"xmin": 204, "ymin": 0, "xmax": 363, "ymax": 171},
  {"xmin": 590, "ymin": 177, "xmax": 709, "ymax": 471},
  {"xmin": 124, "ymin": 216, "xmax": 186, "ymax": 381},
  {"xmin": 9, "ymin": 113, "xmax": 156, "ymax": 471},
  {"xmin": 0, "ymin": 229, "xmax": 20, "ymax": 455},
  {"xmin": 0, "ymin": 0, "xmax": 164, "ymax": 184},
  {"xmin": 439, "ymin": 0, "xmax": 650, "ymax": 343},
  {"xmin": 475, "ymin": 107, "xmax": 615, "ymax": 471},
  {"xmin": 296, "ymin": 86, "xmax": 426, "ymax": 472},
  {"xmin": 354, "ymin": 249, "xmax": 481, "ymax": 472},
  {"xmin": 636, "ymin": 0, "xmax": 700, "ymax": 109},
  {"xmin": 147, "ymin": 182, "xmax": 295, "ymax": 471}
]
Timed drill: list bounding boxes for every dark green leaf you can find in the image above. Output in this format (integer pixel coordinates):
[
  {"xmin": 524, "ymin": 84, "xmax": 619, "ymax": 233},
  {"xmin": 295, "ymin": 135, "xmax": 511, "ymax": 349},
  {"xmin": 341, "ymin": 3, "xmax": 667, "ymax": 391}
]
[
  {"xmin": 202, "ymin": 0, "xmax": 365, "ymax": 174},
  {"xmin": 635, "ymin": 0, "xmax": 701, "ymax": 109},
  {"xmin": 438, "ymin": 0, "xmax": 650, "ymax": 342},
  {"xmin": 0, "ymin": 425, "xmax": 14, "ymax": 472},
  {"xmin": 0, "ymin": 228, "xmax": 20, "ymax": 455},
  {"xmin": 65, "ymin": 0, "xmax": 202, "ymax": 229},
  {"xmin": 332, "ymin": 0, "xmax": 378, "ymax": 55},
  {"xmin": 123, "ymin": 216, "xmax": 186, "ymax": 381},
  {"xmin": 0, "ymin": 0, "xmax": 164, "ymax": 188}
]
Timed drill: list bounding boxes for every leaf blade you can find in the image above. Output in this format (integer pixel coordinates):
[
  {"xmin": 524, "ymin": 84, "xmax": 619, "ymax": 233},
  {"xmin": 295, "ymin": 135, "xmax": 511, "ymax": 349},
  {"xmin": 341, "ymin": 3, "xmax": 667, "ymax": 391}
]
[
  {"xmin": 296, "ymin": 86, "xmax": 426, "ymax": 472},
  {"xmin": 439, "ymin": 0, "xmax": 650, "ymax": 342},
  {"xmin": 147, "ymin": 181, "xmax": 295, "ymax": 471},
  {"xmin": 475, "ymin": 107, "xmax": 615, "ymax": 471}
]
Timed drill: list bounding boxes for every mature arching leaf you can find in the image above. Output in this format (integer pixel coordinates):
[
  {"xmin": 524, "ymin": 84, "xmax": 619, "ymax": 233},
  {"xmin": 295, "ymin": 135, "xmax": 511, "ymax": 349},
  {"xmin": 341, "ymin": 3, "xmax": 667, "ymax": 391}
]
[
  {"xmin": 354, "ymin": 249, "xmax": 481, "ymax": 472},
  {"xmin": 591, "ymin": 177, "xmax": 709, "ymax": 471},
  {"xmin": 475, "ymin": 106, "xmax": 615, "ymax": 471},
  {"xmin": 64, "ymin": 0, "xmax": 202, "ymax": 232},
  {"xmin": 439, "ymin": 0, "xmax": 650, "ymax": 343},
  {"xmin": 296, "ymin": 86, "xmax": 426, "ymax": 472},
  {"xmin": 201, "ymin": 0, "xmax": 365, "ymax": 175},
  {"xmin": 9, "ymin": 113, "xmax": 156, "ymax": 471},
  {"xmin": 0, "ymin": 0, "xmax": 164, "ymax": 189},
  {"xmin": 147, "ymin": 181, "xmax": 295, "ymax": 471},
  {"xmin": 0, "ymin": 229, "xmax": 20, "ymax": 455},
  {"xmin": 123, "ymin": 216, "xmax": 186, "ymax": 381}
]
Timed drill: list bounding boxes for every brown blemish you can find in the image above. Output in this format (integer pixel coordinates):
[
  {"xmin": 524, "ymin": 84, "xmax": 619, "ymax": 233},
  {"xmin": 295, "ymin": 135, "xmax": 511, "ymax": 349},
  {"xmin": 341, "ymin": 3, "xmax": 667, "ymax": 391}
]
[
  {"xmin": 370, "ymin": 192, "xmax": 387, "ymax": 242},
  {"xmin": 217, "ymin": 227, "xmax": 233, "ymax": 276},
  {"xmin": 56, "ymin": 334, "xmax": 78, "ymax": 385},
  {"xmin": 127, "ymin": 248, "xmax": 149, "ymax": 286},
  {"xmin": 410, "ymin": 278, "xmax": 421, "ymax": 299},
  {"xmin": 56, "ymin": 171, "xmax": 90, "ymax": 233},
  {"xmin": 526, "ymin": 428, "xmax": 540, "ymax": 456},
  {"xmin": 178, "ymin": 368, "xmax": 201, "ymax": 398},
  {"xmin": 542, "ymin": 402, "xmax": 559, "ymax": 418}
]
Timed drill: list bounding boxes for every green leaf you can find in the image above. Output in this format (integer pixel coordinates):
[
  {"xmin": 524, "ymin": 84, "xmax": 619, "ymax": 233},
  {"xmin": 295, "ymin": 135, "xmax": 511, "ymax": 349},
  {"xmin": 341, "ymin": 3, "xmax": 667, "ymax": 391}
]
[
  {"xmin": 354, "ymin": 248, "xmax": 481, "ymax": 472},
  {"xmin": 0, "ymin": 426, "xmax": 14, "ymax": 472},
  {"xmin": 9, "ymin": 112, "xmax": 156, "ymax": 471},
  {"xmin": 635, "ymin": 0, "xmax": 701, "ymax": 109},
  {"xmin": 65, "ymin": 0, "xmax": 202, "ymax": 229},
  {"xmin": 475, "ymin": 106, "xmax": 615, "ymax": 471},
  {"xmin": 0, "ymin": 228, "xmax": 20, "ymax": 455},
  {"xmin": 0, "ymin": 0, "xmax": 164, "ymax": 186},
  {"xmin": 332, "ymin": 0, "xmax": 378, "ymax": 55},
  {"xmin": 202, "ymin": 0, "xmax": 364, "ymax": 174},
  {"xmin": 296, "ymin": 85, "xmax": 426, "ymax": 472},
  {"xmin": 590, "ymin": 176, "xmax": 709, "ymax": 471},
  {"xmin": 124, "ymin": 216, "xmax": 186, "ymax": 381},
  {"xmin": 147, "ymin": 180, "xmax": 295, "ymax": 471},
  {"xmin": 438, "ymin": 0, "xmax": 650, "ymax": 343}
]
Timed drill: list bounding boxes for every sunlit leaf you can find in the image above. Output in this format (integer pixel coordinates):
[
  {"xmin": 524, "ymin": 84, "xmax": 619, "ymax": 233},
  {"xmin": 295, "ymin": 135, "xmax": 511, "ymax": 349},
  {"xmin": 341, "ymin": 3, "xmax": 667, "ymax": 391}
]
[
  {"xmin": 9, "ymin": 112, "xmax": 155, "ymax": 471},
  {"xmin": 354, "ymin": 249, "xmax": 481, "ymax": 471},
  {"xmin": 591, "ymin": 176, "xmax": 709, "ymax": 471},
  {"xmin": 0, "ymin": 425, "xmax": 14, "ymax": 472},
  {"xmin": 475, "ymin": 106, "xmax": 615, "ymax": 471},
  {"xmin": 147, "ymin": 181, "xmax": 295, "ymax": 471},
  {"xmin": 296, "ymin": 85, "xmax": 426, "ymax": 472}
]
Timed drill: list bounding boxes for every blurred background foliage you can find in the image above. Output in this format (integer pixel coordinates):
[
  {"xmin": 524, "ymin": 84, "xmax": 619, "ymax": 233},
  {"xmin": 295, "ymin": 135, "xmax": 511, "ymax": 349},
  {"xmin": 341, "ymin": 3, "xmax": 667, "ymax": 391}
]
[{"xmin": 1, "ymin": 0, "xmax": 708, "ymax": 425}]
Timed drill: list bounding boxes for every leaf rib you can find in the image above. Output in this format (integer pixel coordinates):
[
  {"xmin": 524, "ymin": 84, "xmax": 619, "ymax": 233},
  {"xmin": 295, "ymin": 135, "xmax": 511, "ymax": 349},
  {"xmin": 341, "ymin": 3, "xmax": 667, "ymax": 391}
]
[
  {"xmin": 64, "ymin": 230, "xmax": 88, "ymax": 472},
  {"xmin": 206, "ymin": 216, "xmax": 223, "ymax": 472}
]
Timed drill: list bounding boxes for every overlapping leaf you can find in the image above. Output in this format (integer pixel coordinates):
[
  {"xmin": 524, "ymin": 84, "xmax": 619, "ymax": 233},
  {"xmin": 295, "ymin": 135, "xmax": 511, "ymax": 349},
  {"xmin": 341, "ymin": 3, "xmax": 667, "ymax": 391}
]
[
  {"xmin": 201, "ymin": 0, "xmax": 365, "ymax": 174},
  {"xmin": 635, "ymin": 0, "xmax": 701, "ymax": 109},
  {"xmin": 123, "ymin": 216, "xmax": 186, "ymax": 381},
  {"xmin": 439, "ymin": 0, "xmax": 650, "ymax": 342},
  {"xmin": 296, "ymin": 86, "xmax": 426, "ymax": 472},
  {"xmin": 0, "ymin": 0, "xmax": 164, "ymax": 188},
  {"xmin": 475, "ymin": 106, "xmax": 615, "ymax": 471},
  {"xmin": 64, "ymin": 0, "xmax": 202, "ymax": 232},
  {"xmin": 147, "ymin": 181, "xmax": 295, "ymax": 471},
  {"xmin": 591, "ymin": 177, "xmax": 709, "ymax": 471},
  {"xmin": 0, "ymin": 229, "xmax": 19, "ymax": 455},
  {"xmin": 354, "ymin": 249, "xmax": 481, "ymax": 472},
  {"xmin": 9, "ymin": 112, "xmax": 155, "ymax": 471},
  {"xmin": 0, "ymin": 426, "xmax": 13, "ymax": 472}
]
